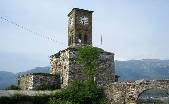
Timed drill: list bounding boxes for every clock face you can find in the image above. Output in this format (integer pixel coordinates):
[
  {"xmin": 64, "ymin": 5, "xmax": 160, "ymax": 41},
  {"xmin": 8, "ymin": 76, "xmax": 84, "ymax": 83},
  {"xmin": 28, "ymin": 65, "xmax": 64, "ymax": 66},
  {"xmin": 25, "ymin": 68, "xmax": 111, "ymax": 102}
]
[{"xmin": 79, "ymin": 16, "xmax": 88, "ymax": 25}]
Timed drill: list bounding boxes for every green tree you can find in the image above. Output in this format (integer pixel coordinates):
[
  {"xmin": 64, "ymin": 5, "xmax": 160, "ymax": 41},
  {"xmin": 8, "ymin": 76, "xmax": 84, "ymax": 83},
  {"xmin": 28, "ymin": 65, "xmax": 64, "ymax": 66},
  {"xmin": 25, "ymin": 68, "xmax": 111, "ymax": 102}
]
[{"xmin": 77, "ymin": 45, "xmax": 103, "ymax": 80}]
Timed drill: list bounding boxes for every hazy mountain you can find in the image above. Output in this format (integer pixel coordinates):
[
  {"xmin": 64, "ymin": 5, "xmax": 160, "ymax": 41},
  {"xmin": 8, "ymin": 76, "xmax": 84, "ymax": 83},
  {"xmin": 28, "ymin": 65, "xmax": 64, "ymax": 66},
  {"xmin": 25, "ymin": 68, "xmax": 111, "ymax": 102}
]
[
  {"xmin": 0, "ymin": 59, "xmax": 169, "ymax": 89},
  {"xmin": 16, "ymin": 66, "xmax": 50, "ymax": 76},
  {"xmin": 116, "ymin": 59, "xmax": 169, "ymax": 80},
  {"xmin": 0, "ymin": 71, "xmax": 16, "ymax": 89}
]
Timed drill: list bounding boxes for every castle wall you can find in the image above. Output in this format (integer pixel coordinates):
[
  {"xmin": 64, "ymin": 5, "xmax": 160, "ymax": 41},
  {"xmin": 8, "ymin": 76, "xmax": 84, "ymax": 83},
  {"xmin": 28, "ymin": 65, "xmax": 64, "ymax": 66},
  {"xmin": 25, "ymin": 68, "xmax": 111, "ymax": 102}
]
[
  {"xmin": 17, "ymin": 73, "xmax": 60, "ymax": 90},
  {"xmin": 17, "ymin": 75, "xmax": 33, "ymax": 90},
  {"xmin": 68, "ymin": 48, "xmax": 86, "ymax": 84},
  {"xmin": 96, "ymin": 51, "xmax": 115, "ymax": 86},
  {"xmin": 50, "ymin": 47, "xmax": 115, "ymax": 88},
  {"xmin": 104, "ymin": 80, "xmax": 169, "ymax": 104},
  {"xmin": 68, "ymin": 49, "xmax": 115, "ymax": 86},
  {"xmin": 50, "ymin": 49, "xmax": 70, "ymax": 88}
]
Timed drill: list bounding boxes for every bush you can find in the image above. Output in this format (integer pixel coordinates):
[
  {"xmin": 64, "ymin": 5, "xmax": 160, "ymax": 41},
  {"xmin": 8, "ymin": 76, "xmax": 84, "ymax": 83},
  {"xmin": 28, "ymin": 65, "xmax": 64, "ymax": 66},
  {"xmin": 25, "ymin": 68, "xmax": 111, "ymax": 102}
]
[
  {"xmin": 0, "ymin": 94, "xmax": 51, "ymax": 104},
  {"xmin": 49, "ymin": 80, "xmax": 104, "ymax": 104},
  {"xmin": 5, "ymin": 85, "xmax": 21, "ymax": 90}
]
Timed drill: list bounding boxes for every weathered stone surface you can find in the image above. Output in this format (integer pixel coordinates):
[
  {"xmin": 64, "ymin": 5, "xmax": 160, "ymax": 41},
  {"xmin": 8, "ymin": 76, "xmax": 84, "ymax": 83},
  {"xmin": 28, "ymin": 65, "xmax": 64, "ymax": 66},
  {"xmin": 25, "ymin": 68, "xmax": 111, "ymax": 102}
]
[
  {"xmin": 104, "ymin": 80, "xmax": 169, "ymax": 104},
  {"xmin": 17, "ymin": 73, "xmax": 60, "ymax": 90},
  {"xmin": 68, "ymin": 8, "xmax": 93, "ymax": 47},
  {"xmin": 50, "ymin": 47, "xmax": 115, "ymax": 88}
]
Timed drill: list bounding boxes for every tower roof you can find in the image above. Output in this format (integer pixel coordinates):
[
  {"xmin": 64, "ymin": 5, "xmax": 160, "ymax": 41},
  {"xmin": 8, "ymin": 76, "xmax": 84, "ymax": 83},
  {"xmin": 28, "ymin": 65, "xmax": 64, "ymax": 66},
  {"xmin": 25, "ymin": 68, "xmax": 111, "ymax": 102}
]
[{"xmin": 68, "ymin": 8, "xmax": 94, "ymax": 16}]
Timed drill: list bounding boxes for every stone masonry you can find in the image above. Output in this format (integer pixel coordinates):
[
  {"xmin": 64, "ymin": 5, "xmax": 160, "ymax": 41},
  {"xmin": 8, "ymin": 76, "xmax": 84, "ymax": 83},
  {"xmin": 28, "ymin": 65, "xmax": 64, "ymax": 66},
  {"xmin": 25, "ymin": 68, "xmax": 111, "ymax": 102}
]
[
  {"xmin": 17, "ymin": 73, "xmax": 60, "ymax": 90},
  {"xmin": 104, "ymin": 80, "xmax": 169, "ymax": 104},
  {"xmin": 50, "ymin": 47, "xmax": 115, "ymax": 88},
  {"xmin": 68, "ymin": 8, "xmax": 93, "ymax": 47}
]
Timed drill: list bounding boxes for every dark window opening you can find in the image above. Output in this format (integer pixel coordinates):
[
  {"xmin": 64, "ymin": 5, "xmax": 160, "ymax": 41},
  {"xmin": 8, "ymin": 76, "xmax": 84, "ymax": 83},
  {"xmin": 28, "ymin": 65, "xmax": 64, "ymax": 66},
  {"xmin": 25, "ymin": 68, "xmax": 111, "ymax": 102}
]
[
  {"xmin": 79, "ymin": 34, "xmax": 82, "ymax": 39},
  {"xmin": 64, "ymin": 66, "xmax": 66, "ymax": 69},
  {"xmin": 18, "ymin": 80, "xmax": 20, "ymax": 86},
  {"xmin": 69, "ymin": 37, "xmax": 71, "ymax": 45},
  {"xmin": 71, "ymin": 36, "xmax": 74, "ymax": 44},
  {"xmin": 84, "ymin": 35, "xmax": 88, "ymax": 44}
]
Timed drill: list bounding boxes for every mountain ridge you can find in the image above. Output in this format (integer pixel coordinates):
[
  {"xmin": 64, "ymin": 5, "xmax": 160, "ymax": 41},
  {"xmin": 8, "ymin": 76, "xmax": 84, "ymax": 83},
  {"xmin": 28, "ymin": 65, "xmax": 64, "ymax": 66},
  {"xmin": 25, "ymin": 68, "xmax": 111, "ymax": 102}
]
[{"xmin": 0, "ymin": 59, "xmax": 169, "ymax": 89}]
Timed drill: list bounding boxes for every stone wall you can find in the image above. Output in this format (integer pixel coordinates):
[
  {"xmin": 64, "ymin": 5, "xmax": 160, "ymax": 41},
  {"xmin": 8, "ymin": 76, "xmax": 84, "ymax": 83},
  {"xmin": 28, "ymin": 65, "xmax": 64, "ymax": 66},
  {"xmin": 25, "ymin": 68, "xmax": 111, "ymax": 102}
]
[
  {"xmin": 17, "ymin": 75, "xmax": 34, "ymax": 90},
  {"xmin": 96, "ymin": 51, "xmax": 115, "ymax": 86},
  {"xmin": 17, "ymin": 73, "xmax": 60, "ymax": 90},
  {"xmin": 50, "ymin": 47, "xmax": 115, "ymax": 88},
  {"xmin": 104, "ymin": 80, "xmax": 169, "ymax": 104},
  {"xmin": 50, "ymin": 48, "xmax": 70, "ymax": 88}
]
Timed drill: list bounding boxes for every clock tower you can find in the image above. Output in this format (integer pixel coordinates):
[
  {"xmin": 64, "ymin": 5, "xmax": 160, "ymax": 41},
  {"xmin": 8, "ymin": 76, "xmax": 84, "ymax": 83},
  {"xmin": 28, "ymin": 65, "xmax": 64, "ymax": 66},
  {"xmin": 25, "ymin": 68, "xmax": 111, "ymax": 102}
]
[
  {"xmin": 50, "ymin": 8, "xmax": 115, "ymax": 88},
  {"xmin": 68, "ymin": 8, "xmax": 93, "ymax": 47}
]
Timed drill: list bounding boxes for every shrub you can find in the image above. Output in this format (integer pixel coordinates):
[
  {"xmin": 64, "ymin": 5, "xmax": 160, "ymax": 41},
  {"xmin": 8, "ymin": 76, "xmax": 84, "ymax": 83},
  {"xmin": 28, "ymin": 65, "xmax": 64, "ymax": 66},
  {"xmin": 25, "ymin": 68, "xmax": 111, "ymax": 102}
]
[
  {"xmin": 5, "ymin": 85, "xmax": 21, "ymax": 90},
  {"xmin": 49, "ymin": 98, "xmax": 74, "ymax": 104},
  {"xmin": 49, "ymin": 80, "xmax": 104, "ymax": 104},
  {"xmin": 0, "ymin": 94, "xmax": 51, "ymax": 104}
]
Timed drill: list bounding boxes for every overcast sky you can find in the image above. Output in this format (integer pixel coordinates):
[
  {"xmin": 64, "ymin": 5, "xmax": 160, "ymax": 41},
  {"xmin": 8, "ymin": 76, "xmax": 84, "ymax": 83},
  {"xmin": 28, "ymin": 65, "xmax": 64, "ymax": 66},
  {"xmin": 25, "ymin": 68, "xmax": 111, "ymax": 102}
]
[{"xmin": 1, "ymin": 0, "xmax": 169, "ymax": 73}]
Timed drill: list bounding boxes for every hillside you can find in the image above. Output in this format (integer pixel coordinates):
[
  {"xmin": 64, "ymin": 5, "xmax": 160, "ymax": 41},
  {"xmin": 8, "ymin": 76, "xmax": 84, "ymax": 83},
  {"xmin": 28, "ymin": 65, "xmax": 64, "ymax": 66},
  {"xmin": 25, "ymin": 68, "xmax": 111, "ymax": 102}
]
[
  {"xmin": 116, "ymin": 59, "xmax": 169, "ymax": 80},
  {"xmin": 0, "ymin": 71, "xmax": 16, "ymax": 89},
  {"xmin": 0, "ymin": 59, "xmax": 169, "ymax": 89}
]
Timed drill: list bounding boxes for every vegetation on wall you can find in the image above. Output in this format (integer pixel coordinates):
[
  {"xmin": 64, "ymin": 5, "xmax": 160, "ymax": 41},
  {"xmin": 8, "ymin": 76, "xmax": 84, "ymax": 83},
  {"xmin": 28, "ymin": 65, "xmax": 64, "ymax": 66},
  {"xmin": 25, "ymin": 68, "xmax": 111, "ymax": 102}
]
[
  {"xmin": 49, "ymin": 80, "xmax": 105, "ymax": 104},
  {"xmin": 77, "ymin": 45, "xmax": 103, "ymax": 80},
  {"xmin": 49, "ymin": 45, "xmax": 106, "ymax": 104},
  {"xmin": 0, "ymin": 45, "xmax": 106, "ymax": 104}
]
